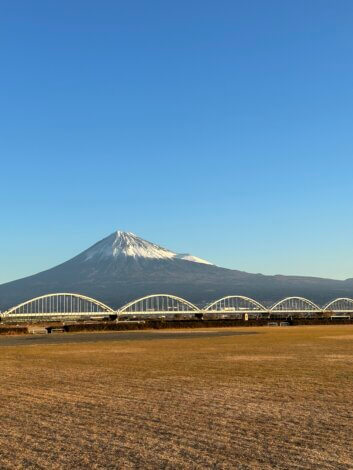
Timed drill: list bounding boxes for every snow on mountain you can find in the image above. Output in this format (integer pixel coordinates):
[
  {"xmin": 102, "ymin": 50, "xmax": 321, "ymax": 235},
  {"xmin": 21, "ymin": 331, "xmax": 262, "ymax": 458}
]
[
  {"xmin": 174, "ymin": 253, "xmax": 213, "ymax": 265},
  {"xmin": 84, "ymin": 230, "xmax": 213, "ymax": 265}
]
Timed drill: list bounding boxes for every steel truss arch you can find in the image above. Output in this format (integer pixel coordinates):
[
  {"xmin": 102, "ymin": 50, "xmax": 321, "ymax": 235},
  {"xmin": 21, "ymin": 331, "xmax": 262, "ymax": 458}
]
[
  {"xmin": 323, "ymin": 298, "xmax": 353, "ymax": 312},
  {"xmin": 205, "ymin": 295, "xmax": 267, "ymax": 312},
  {"xmin": 118, "ymin": 294, "xmax": 200, "ymax": 314},
  {"xmin": 270, "ymin": 296, "xmax": 320, "ymax": 312},
  {"xmin": 4, "ymin": 292, "xmax": 114, "ymax": 317}
]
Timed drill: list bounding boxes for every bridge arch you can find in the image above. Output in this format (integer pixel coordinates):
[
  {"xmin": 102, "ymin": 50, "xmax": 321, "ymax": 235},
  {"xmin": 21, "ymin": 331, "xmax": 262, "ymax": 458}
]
[
  {"xmin": 118, "ymin": 294, "xmax": 200, "ymax": 314},
  {"xmin": 323, "ymin": 298, "xmax": 353, "ymax": 312},
  {"xmin": 270, "ymin": 297, "xmax": 320, "ymax": 313},
  {"xmin": 3, "ymin": 293, "xmax": 114, "ymax": 317},
  {"xmin": 204, "ymin": 295, "xmax": 267, "ymax": 312}
]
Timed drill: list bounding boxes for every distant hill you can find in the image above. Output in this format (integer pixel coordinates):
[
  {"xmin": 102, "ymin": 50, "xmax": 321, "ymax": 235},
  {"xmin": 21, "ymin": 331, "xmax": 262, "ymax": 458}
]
[{"xmin": 0, "ymin": 230, "xmax": 352, "ymax": 310}]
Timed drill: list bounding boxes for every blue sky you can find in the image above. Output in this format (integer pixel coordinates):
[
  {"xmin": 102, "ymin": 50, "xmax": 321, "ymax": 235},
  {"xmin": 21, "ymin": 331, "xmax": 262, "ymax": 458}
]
[{"xmin": 1, "ymin": 0, "xmax": 353, "ymax": 283}]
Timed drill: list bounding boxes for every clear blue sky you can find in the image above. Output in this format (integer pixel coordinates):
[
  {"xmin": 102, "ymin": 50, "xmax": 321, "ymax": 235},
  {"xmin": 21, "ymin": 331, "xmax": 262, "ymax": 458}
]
[{"xmin": 1, "ymin": 0, "xmax": 353, "ymax": 283}]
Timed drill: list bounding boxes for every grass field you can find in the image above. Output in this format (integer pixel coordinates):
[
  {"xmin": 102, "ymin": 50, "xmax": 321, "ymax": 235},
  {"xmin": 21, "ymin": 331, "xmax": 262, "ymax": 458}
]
[{"xmin": 0, "ymin": 325, "xmax": 352, "ymax": 469}]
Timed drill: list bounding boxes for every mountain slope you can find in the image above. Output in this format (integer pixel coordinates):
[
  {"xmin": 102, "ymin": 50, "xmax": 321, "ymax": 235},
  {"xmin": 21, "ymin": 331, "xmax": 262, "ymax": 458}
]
[{"xmin": 0, "ymin": 230, "xmax": 352, "ymax": 310}]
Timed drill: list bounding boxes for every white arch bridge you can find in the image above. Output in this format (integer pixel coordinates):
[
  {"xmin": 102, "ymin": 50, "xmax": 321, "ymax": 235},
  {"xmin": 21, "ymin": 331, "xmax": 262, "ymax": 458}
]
[
  {"xmin": 2, "ymin": 293, "xmax": 115, "ymax": 319},
  {"xmin": 1, "ymin": 293, "xmax": 352, "ymax": 321}
]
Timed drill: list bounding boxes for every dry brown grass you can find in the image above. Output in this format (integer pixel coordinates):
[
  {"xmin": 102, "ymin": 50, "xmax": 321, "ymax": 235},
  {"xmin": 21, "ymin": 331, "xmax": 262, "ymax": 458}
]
[{"xmin": 0, "ymin": 325, "xmax": 353, "ymax": 469}]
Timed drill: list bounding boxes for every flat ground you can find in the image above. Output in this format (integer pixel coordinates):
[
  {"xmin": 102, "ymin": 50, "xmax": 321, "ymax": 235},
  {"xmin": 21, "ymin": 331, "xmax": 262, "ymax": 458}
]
[
  {"xmin": 0, "ymin": 326, "xmax": 352, "ymax": 469},
  {"xmin": 0, "ymin": 329, "xmax": 256, "ymax": 346}
]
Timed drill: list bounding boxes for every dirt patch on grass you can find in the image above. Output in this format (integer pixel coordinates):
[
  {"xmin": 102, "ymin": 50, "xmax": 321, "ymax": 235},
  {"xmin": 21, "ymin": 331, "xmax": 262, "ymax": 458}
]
[{"xmin": 53, "ymin": 347, "xmax": 147, "ymax": 355}]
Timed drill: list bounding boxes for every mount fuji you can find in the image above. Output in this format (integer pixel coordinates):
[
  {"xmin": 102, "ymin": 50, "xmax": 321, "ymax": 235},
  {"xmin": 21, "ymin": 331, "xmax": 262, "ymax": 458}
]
[
  {"xmin": 0, "ymin": 230, "xmax": 352, "ymax": 310},
  {"xmin": 83, "ymin": 231, "xmax": 213, "ymax": 265}
]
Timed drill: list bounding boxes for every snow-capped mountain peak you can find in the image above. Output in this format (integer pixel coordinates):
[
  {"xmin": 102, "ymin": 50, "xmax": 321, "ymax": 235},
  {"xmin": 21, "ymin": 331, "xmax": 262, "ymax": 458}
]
[
  {"xmin": 112, "ymin": 231, "xmax": 177, "ymax": 259},
  {"xmin": 85, "ymin": 231, "xmax": 176, "ymax": 261},
  {"xmin": 84, "ymin": 230, "xmax": 213, "ymax": 265}
]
